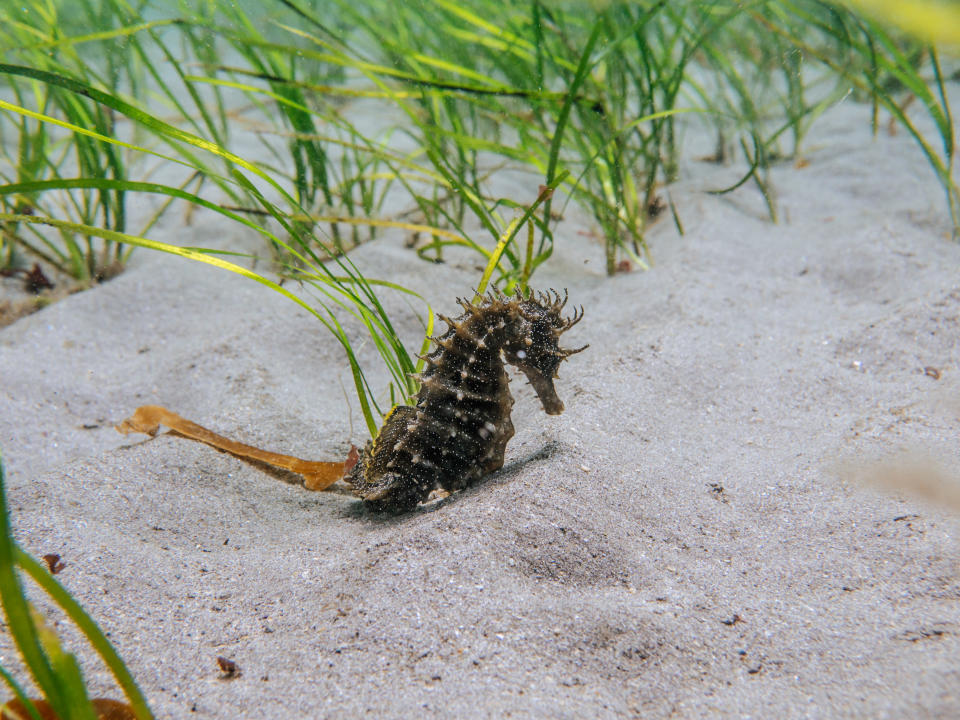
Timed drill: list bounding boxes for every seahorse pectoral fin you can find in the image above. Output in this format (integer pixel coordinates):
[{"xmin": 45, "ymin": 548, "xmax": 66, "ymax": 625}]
[{"xmin": 522, "ymin": 370, "xmax": 564, "ymax": 415}]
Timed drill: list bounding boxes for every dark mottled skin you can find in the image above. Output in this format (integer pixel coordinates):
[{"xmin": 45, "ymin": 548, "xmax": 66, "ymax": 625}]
[{"xmin": 347, "ymin": 290, "xmax": 586, "ymax": 512}]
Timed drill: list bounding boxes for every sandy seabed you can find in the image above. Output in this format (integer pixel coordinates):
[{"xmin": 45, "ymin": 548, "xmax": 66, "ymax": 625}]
[{"xmin": 1, "ymin": 96, "xmax": 959, "ymax": 718}]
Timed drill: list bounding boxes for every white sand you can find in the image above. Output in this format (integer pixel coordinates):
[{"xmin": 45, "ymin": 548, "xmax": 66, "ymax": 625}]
[{"xmin": 1, "ymin": 97, "xmax": 959, "ymax": 718}]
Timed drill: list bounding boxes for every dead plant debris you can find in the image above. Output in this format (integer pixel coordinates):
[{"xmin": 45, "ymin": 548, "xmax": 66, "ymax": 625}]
[
  {"xmin": 41, "ymin": 553, "xmax": 66, "ymax": 574},
  {"xmin": 217, "ymin": 656, "xmax": 241, "ymax": 679}
]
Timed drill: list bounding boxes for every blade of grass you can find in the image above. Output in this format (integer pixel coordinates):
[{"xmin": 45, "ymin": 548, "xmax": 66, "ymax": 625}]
[
  {"xmin": 539, "ymin": 19, "xmax": 604, "ymax": 256},
  {"xmin": 841, "ymin": 0, "xmax": 960, "ymax": 44},
  {"xmin": 0, "ymin": 212, "xmax": 419, "ymax": 436},
  {"xmin": 475, "ymin": 169, "xmax": 569, "ymax": 297},
  {"xmin": 0, "ymin": 451, "xmax": 66, "ymax": 715},
  {"xmin": 0, "ymin": 664, "xmax": 45, "ymax": 720},
  {"xmin": 28, "ymin": 606, "xmax": 99, "ymax": 720},
  {"xmin": 16, "ymin": 551, "xmax": 151, "ymax": 720},
  {"xmin": 0, "ymin": 63, "xmax": 301, "ymax": 211}
]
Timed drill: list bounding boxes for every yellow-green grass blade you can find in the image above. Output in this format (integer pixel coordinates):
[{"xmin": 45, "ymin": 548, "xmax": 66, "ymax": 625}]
[
  {"xmin": 0, "ymin": 64, "xmax": 301, "ymax": 211},
  {"xmin": 179, "ymin": 75, "xmax": 449, "ymax": 187},
  {"xmin": 0, "ymin": 663, "xmax": 45, "ymax": 720},
  {"xmin": 0, "ymin": 452, "xmax": 67, "ymax": 713},
  {"xmin": 0, "ymin": 213, "xmax": 385, "ymax": 435},
  {"xmin": 190, "ymin": 67, "xmax": 422, "ymax": 99},
  {"xmin": 475, "ymin": 169, "xmax": 570, "ymax": 298},
  {"xmin": 429, "ymin": 0, "xmax": 535, "ymax": 53},
  {"xmin": 16, "ymin": 552, "xmax": 153, "ymax": 719},
  {"xmin": 0, "ymin": 97, "xmax": 230, "ymax": 202},
  {"xmin": 841, "ymin": 0, "xmax": 960, "ymax": 44},
  {"xmin": 5, "ymin": 18, "xmax": 183, "ymax": 53},
  {"xmin": 0, "ymin": 179, "xmax": 271, "ymax": 239},
  {"xmin": 269, "ymin": 22, "xmax": 560, "ymax": 99},
  {"xmin": 475, "ymin": 215, "xmax": 522, "ymax": 300},
  {"xmin": 28, "ymin": 605, "xmax": 99, "ymax": 720}
]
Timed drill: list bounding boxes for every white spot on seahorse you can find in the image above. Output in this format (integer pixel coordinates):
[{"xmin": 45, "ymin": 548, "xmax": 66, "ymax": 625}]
[
  {"xmin": 457, "ymin": 391, "xmax": 464, "ymax": 401},
  {"xmin": 516, "ymin": 350, "xmax": 527, "ymax": 359},
  {"xmin": 483, "ymin": 421, "xmax": 497, "ymax": 434}
]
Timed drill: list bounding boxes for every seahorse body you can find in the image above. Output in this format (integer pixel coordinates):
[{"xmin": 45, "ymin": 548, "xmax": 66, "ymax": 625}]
[{"xmin": 347, "ymin": 289, "xmax": 585, "ymax": 512}]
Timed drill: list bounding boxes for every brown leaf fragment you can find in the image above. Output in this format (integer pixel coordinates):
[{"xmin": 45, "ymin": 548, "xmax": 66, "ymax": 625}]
[
  {"xmin": 217, "ymin": 656, "xmax": 241, "ymax": 679},
  {"xmin": 0, "ymin": 699, "xmax": 58, "ymax": 720},
  {"xmin": 1, "ymin": 698, "xmax": 136, "ymax": 720},
  {"xmin": 116, "ymin": 405, "xmax": 348, "ymax": 491},
  {"xmin": 344, "ymin": 445, "xmax": 360, "ymax": 472},
  {"xmin": 0, "ymin": 263, "xmax": 54, "ymax": 293},
  {"xmin": 92, "ymin": 700, "xmax": 138, "ymax": 720},
  {"xmin": 41, "ymin": 553, "xmax": 65, "ymax": 574},
  {"xmin": 24, "ymin": 264, "xmax": 54, "ymax": 294}
]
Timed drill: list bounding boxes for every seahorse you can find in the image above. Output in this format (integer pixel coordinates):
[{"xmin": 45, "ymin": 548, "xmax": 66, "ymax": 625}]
[{"xmin": 347, "ymin": 289, "xmax": 586, "ymax": 512}]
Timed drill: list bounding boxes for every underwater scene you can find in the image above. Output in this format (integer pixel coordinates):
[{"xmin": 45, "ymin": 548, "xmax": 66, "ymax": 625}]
[{"xmin": 0, "ymin": 1, "xmax": 958, "ymax": 717}]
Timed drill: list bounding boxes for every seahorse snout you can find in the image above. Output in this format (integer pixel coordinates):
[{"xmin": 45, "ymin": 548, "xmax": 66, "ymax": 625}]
[{"xmin": 524, "ymin": 369, "xmax": 565, "ymax": 415}]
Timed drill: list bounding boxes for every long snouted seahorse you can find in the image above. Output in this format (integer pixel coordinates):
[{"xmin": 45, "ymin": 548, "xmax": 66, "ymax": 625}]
[{"xmin": 347, "ymin": 289, "xmax": 586, "ymax": 512}]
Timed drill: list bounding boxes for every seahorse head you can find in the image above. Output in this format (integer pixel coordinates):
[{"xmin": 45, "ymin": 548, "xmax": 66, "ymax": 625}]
[{"xmin": 501, "ymin": 289, "xmax": 587, "ymax": 415}]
